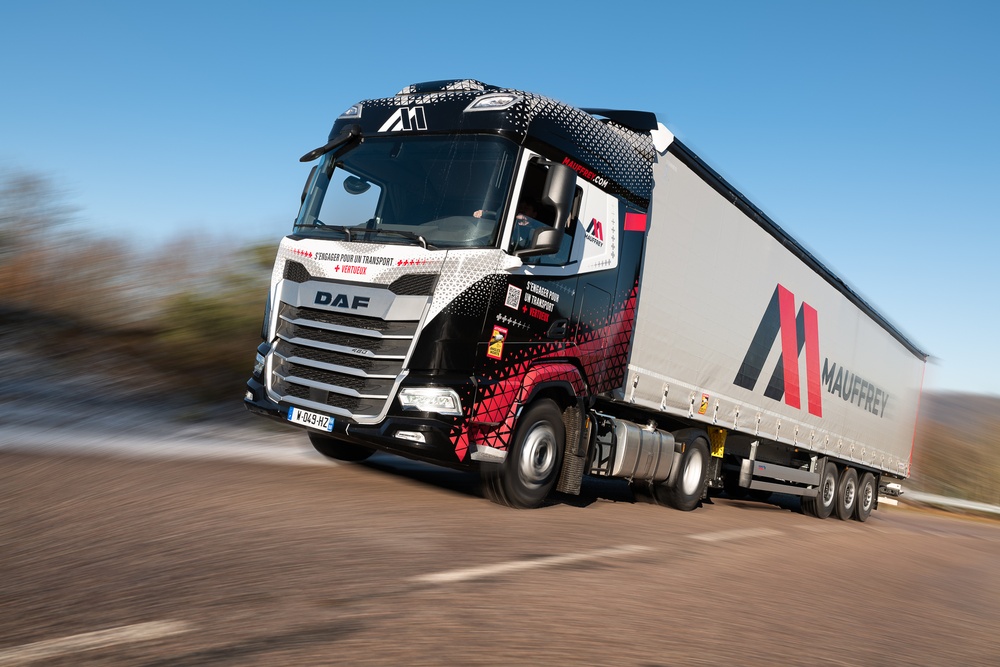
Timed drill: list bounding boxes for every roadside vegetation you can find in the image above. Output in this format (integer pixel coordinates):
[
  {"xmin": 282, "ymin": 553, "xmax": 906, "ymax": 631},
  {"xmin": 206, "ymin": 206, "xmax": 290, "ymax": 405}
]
[
  {"xmin": 0, "ymin": 169, "xmax": 273, "ymax": 402},
  {"xmin": 1, "ymin": 169, "xmax": 998, "ymax": 506}
]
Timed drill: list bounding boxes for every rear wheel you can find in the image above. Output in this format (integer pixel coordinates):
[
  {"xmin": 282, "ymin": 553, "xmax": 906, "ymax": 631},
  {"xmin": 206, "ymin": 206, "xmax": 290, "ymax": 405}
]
[
  {"xmin": 482, "ymin": 399, "xmax": 564, "ymax": 509},
  {"xmin": 803, "ymin": 460, "xmax": 837, "ymax": 519},
  {"xmin": 835, "ymin": 467, "xmax": 859, "ymax": 520},
  {"xmin": 855, "ymin": 472, "xmax": 876, "ymax": 522},
  {"xmin": 308, "ymin": 432, "xmax": 374, "ymax": 462},
  {"xmin": 653, "ymin": 436, "xmax": 709, "ymax": 511}
]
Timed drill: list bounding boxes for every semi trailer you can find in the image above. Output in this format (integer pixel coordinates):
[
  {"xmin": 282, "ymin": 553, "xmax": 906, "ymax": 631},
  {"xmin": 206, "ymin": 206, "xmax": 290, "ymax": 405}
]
[{"xmin": 244, "ymin": 79, "xmax": 926, "ymax": 519}]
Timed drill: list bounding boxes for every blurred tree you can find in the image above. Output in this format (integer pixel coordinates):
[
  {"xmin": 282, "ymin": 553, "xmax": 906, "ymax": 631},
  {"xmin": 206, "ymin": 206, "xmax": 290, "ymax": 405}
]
[
  {"xmin": 146, "ymin": 241, "xmax": 274, "ymax": 400},
  {"xmin": 0, "ymin": 170, "xmax": 75, "ymax": 258}
]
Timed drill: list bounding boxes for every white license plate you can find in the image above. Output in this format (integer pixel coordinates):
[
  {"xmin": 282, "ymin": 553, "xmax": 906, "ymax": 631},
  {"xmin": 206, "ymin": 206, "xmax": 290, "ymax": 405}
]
[{"xmin": 287, "ymin": 406, "xmax": 334, "ymax": 432}]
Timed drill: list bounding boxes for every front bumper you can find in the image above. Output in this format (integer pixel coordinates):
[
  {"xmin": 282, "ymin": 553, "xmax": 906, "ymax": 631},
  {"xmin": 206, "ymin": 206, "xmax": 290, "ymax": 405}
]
[{"xmin": 244, "ymin": 375, "xmax": 470, "ymax": 468}]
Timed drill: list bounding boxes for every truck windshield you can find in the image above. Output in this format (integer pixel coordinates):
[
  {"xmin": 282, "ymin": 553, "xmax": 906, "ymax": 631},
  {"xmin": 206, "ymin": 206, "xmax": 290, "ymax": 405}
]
[{"xmin": 294, "ymin": 135, "xmax": 517, "ymax": 249}]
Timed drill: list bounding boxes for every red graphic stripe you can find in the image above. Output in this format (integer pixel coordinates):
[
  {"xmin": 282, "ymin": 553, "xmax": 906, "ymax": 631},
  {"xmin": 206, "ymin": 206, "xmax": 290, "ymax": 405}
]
[
  {"xmin": 803, "ymin": 302, "xmax": 822, "ymax": 417},
  {"xmin": 624, "ymin": 212, "xmax": 647, "ymax": 232},
  {"xmin": 777, "ymin": 284, "xmax": 800, "ymax": 409}
]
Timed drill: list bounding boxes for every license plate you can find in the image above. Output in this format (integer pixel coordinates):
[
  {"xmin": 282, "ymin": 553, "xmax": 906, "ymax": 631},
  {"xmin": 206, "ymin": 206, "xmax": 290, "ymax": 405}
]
[{"xmin": 287, "ymin": 406, "xmax": 334, "ymax": 432}]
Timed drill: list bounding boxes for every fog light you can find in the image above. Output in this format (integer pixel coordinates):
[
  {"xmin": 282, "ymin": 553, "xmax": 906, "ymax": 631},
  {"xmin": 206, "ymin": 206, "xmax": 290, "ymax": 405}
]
[
  {"xmin": 244, "ymin": 390, "xmax": 254, "ymax": 401},
  {"xmin": 395, "ymin": 431, "xmax": 427, "ymax": 443},
  {"xmin": 397, "ymin": 387, "xmax": 462, "ymax": 416}
]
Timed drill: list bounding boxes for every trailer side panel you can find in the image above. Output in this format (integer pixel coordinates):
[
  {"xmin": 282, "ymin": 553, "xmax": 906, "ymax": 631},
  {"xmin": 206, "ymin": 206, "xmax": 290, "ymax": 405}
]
[{"xmin": 626, "ymin": 149, "xmax": 924, "ymax": 478}]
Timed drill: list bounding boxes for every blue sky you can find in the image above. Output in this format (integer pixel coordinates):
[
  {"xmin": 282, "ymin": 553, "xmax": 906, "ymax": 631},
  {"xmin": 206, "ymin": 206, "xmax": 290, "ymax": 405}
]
[{"xmin": 2, "ymin": 1, "xmax": 998, "ymax": 396}]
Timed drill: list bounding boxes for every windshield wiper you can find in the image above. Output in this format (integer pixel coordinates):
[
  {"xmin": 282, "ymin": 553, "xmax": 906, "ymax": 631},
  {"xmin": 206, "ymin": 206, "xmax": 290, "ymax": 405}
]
[
  {"xmin": 293, "ymin": 224, "xmax": 434, "ymax": 249},
  {"xmin": 293, "ymin": 223, "xmax": 362, "ymax": 242},
  {"xmin": 371, "ymin": 229, "xmax": 435, "ymax": 249}
]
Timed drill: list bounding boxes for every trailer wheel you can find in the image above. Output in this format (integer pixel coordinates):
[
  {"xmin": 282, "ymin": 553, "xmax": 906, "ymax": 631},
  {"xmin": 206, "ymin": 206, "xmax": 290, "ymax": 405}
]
[
  {"xmin": 308, "ymin": 432, "xmax": 374, "ymax": 462},
  {"xmin": 855, "ymin": 472, "xmax": 876, "ymax": 522},
  {"xmin": 803, "ymin": 460, "xmax": 838, "ymax": 519},
  {"xmin": 482, "ymin": 399, "xmax": 564, "ymax": 509},
  {"xmin": 654, "ymin": 437, "xmax": 709, "ymax": 511},
  {"xmin": 835, "ymin": 467, "xmax": 859, "ymax": 521}
]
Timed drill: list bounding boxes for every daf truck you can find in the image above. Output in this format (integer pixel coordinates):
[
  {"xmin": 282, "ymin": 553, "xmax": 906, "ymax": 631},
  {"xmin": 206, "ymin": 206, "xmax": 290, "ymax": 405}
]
[{"xmin": 244, "ymin": 79, "xmax": 926, "ymax": 519}]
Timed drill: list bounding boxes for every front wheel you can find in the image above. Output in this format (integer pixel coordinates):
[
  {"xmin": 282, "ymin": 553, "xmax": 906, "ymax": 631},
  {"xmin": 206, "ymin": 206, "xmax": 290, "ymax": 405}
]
[{"xmin": 482, "ymin": 399, "xmax": 564, "ymax": 509}]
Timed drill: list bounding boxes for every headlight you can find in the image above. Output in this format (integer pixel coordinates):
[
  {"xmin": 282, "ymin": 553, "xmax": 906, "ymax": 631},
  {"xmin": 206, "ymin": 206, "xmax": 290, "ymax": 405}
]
[{"xmin": 397, "ymin": 387, "xmax": 463, "ymax": 416}]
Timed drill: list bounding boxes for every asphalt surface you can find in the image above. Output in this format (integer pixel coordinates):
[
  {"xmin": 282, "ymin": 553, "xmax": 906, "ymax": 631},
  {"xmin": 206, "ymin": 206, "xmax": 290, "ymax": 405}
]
[{"xmin": 2, "ymin": 427, "xmax": 999, "ymax": 666}]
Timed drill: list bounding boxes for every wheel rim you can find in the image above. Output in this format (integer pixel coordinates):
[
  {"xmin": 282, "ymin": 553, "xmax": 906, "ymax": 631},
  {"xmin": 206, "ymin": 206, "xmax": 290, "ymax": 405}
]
[
  {"xmin": 681, "ymin": 448, "xmax": 705, "ymax": 496},
  {"xmin": 844, "ymin": 480, "xmax": 856, "ymax": 508},
  {"xmin": 518, "ymin": 422, "xmax": 557, "ymax": 489},
  {"xmin": 861, "ymin": 482, "xmax": 874, "ymax": 511},
  {"xmin": 822, "ymin": 474, "xmax": 835, "ymax": 506}
]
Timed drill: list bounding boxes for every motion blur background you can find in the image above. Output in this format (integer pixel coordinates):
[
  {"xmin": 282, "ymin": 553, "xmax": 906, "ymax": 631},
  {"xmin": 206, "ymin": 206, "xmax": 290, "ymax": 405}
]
[{"xmin": 1, "ymin": 0, "xmax": 998, "ymax": 505}]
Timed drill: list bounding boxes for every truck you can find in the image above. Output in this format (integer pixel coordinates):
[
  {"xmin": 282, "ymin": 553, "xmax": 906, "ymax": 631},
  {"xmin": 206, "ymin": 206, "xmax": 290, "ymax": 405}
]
[{"xmin": 244, "ymin": 79, "xmax": 926, "ymax": 520}]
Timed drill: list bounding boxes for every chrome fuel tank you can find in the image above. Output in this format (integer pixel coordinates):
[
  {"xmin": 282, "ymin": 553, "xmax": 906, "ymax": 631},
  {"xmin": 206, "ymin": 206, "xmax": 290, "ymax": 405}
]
[{"xmin": 589, "ymin": 417, "xmax": 676, "ymax": 482}]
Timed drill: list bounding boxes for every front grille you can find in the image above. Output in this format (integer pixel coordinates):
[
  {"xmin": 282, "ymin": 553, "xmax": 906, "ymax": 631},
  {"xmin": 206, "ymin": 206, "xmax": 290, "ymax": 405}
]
[{"xmin": 268, "ymin": 301, "xmax": 419, "ymax": 420}]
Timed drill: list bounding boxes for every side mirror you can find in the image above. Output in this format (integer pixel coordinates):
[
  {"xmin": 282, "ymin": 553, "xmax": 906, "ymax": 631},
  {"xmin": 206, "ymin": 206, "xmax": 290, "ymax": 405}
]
[
  {"xmin": 514, "ymin": 228, "xmax": 562, "ymax": 257},
  {"xmin": 512, "ymin": 160, "xmax": 578, "ymax": 257},
  {"xmin": 540, "ymin": 162, "xmax": 577, "ymax": 231},
  {"xmin": 343, "ymin": 175, "xmax": 371, "ymax": 194}
]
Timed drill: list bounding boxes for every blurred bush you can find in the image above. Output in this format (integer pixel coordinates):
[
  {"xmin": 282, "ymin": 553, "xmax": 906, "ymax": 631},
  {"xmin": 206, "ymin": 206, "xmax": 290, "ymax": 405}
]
[
  {"xmin": 0, "ymin": 168, "xmax": 274, "ymax": 401},
  {"xmin": 911, "ymin": 393, "xmax": 1000, "ymax": 507}
]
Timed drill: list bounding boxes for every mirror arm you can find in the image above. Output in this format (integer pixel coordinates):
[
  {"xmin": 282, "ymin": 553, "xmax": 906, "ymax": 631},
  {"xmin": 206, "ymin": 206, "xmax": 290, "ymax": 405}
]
[{"xmin": 299, "ymin": 124, "xmax": 362, "ymax": 163}]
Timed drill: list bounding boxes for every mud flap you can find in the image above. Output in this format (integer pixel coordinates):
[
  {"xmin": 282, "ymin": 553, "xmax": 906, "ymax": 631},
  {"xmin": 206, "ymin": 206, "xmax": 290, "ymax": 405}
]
[{"xmin": 556, "ymin": 401, "xmax": 590, "ymax": 495}]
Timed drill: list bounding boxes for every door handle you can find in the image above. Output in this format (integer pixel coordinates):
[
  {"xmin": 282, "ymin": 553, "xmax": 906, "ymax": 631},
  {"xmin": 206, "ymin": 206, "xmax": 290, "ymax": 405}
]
[{"xmin": 547, "ymin": 318, "xmax": 568, "ymax": 339}]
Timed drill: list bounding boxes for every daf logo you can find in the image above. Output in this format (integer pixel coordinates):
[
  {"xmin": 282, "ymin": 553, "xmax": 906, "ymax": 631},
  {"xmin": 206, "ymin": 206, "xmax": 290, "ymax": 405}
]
[
  {"xmin": 314, "ymin": 292, "xmax": 370, "ymax": 310},
  {"xmin": 378, "ymin": 106, "xmax": 427, "ymax": 132}
]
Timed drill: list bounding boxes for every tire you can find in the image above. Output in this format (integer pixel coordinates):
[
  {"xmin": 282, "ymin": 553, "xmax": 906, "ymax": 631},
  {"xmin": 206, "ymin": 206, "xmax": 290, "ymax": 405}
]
[
  {"xmin": 482, "ymin": 399, "xmax": 564, "ymax": 509},
  {"xmin": 308, "ymin": 432, "xmax": 374, "ymax": 462},
  {"xmin": 835, "ymin": 467, "xmax": 859, "ymax": 521},
  {"xmin": 803, "ymin": 460, "xmax": 837, "ymax": 519},
  {"xmin": 653, "ymin": 436, "xmax": 709, "ymax": 511},
  {"xmin": 855, "ymin": 472, "xmax": 876, "ymax": 522}
]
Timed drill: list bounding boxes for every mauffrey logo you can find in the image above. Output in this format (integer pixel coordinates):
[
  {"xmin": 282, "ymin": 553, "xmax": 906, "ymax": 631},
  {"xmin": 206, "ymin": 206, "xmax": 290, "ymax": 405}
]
[
  {"xmin": 585, "ymin": 218, "xmax": 604, "ymax": 246},
  {"xmin": 378, "ymin": 106, "xmax": 427, "ymax": 132},
  {"xmin": 734, "ymin": 284, "xmax": 823, "ymax": 417}
]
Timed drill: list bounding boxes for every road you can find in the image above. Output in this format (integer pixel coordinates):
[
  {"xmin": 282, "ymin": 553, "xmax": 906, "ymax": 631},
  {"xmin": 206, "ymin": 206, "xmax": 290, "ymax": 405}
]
[{"xmin": 2, "ymin": 429, "xmax": 999, "ymax": 666}]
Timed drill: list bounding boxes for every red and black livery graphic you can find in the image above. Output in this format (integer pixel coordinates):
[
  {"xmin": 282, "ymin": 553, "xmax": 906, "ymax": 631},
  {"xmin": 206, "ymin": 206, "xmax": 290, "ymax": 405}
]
[
  {"xmin": 448, "ymin": 208, "xmax": 646, "ymax": 462},
  {"xmin": 734, "ymin": 284, "xmax": 823, "ymax": 417},
  {"xmin": 452, "ymin": 282, "xmax": 640, "ymax": 462}
]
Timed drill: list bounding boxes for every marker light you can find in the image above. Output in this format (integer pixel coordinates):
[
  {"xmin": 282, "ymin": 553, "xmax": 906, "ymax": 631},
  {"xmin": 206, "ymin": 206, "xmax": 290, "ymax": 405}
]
[
  {"xmin": 465, "ymin": 94, "xmax": 523, "ymax": 113},
  {"xmin": 398, "ymin": 387, "xmax": 463, "ymax": 416},
  {"xmin": 339, "ymin": 104, "xmax": 362, "ymax": 119}
]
